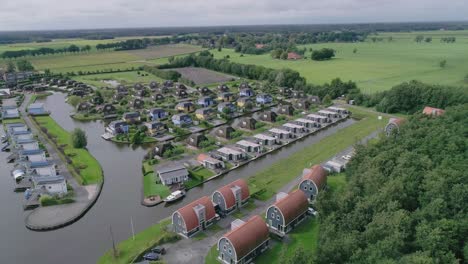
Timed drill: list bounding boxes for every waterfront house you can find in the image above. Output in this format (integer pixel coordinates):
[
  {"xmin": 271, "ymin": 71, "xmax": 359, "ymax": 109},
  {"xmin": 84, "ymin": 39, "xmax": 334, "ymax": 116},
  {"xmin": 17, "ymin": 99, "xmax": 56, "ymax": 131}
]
[
  {"xmin": 212, "ymin": 179, "xmax": 250, "ymax": 215},
  {"xmin": 18, "ymin": 149, "xmax": 46, "ymax": 162},
  {"xmin": 32, "ymin": 175, "xmax": 67, "ymax": 195},
  {"xmin": 1, "ymin": 107, "xmax": 20, "ymax": 119},
  {"xmin": 258, "ymin": 111, "xmax": 277, "ymax": 123},
  {"xmin": 123, "ymin": 112, "xmax": 141, "ymax": 123},
  {"xmin": 306, "ymin": 113, "xmax": 329, "ymax": 123},
  {"xmin": 215, "ymin": 126, "xmax": 235, "ymax": 139},
  {"xmin": 76, "ymin": 102, "xmax": 93, "ymax": 112},
  {"xmin": 157, "ymin": 164, "xmax": 189, "ymax": 186},
  {"xmin": 149, "ymin": 108, "xmax": 168, "ymax": 121},
  {"xmin": 164, "ymin": 80, "xmax": 174, "ymax": 87},
  {"xmin": 278, "ymin": 87, "xmax": 292, "ymax": 97},
  {"xmin": 266, "ymin": 190, "xmax": 309, "ymax": 236},
  {"xmin": 268, "ymin": 128, "xmax": 292, "ymax": 140},
  {"xmin": 176, "ymin": 101, "xmax": 195, "ymax": 113},
  {"xmin": 134, "ymin": 83, "xmax": 144, "ymax": 90},
  {"xmin": 239, "ymin": 88, "xmax": 255, "ymax": 97},
  {"xmin": 277, "ymin": 105, "xmax": 295, "ymax": 116},
  {"xmin": 239, "ymin": 82, "xmax": 250, "ymax": 89},
  {"xmin": 151, "ymin": 93, "xmax": 164, "ymax": 101},
  {"xmin": 282, "ymin": 123, "xmax": 306, "ymax": 134},
  {"xmin": 238, "ymin": 117, "xmax": 256, "ymax": 130},
  {"xmin": 197, "ymin": 154, "xmax": 225, "ymax": 170},
  {"xmin": 26, "ymin": 160, "xmax": 56, "ymax": 176},
  {"xmin": 218, "ymin": 92, "xmax": 235, "ymax": 102},
  {"xmin": 218, "ymin": 84, "xmax": 230, "ymax": 92},
  {"xmin": 253, "ymin": 134, "xmax": 277, "ymax": 146},
  {"xmin": 106, "ymin": 121, "xmax": 129, "ymax": 135},
  {"xmin": 423, "ymin": 106, "xmax": 445, "ymax": 116},
  {"xmin": 295, "ymin": 118, "xmax": 320, "ymax": 129},
  {"xmin": 327, "ymin": 106, "xmax": 349, "ymax": 116},
  {"xmin": 318, "ymin": 110, "xmax": 339, "ymax": 119},
  {"xmin": 172, "ymin": 196, "xmax": 216, "ymax": 238},
  {"xmin": 293, "ymin": 99, "xmax": 311, "ymax": 110},
  {"xmin": 149, "ymin": 81, "xmax": 159, "ymax": 90},
  {"xmin": 175, "ymin": 83, "xmax": 187, "ymax": 90},
  {"xmin": 145, "ymin": 121, "xmax": 166, "ymax": 136},
  {"xmin": 154, "ymin": 142, "xmax": 173, "ymax": 157},
  {"xmin": 287, "ymin": 52, "xmax": 302, "ymax": 60},
  {"xmin": 197, "ymin": 96, "xmax": 215, "ymax": 107},
  {"xmin": 28, "ymin": 103, "xmax": 48, "ymax": 116},
  {"xmin": 236, "ymin": 140, "xmax": 262, "ymax": 153},
  {"xmin": 199, "ymin": 87, "xmax": 213, "ymax": 96},
  {"xmin": 10, "ymin": 130, "xmax": 33, "ymax": 142},
  {"xmin": 217, "ymin": 216, "xmax": 269, "ymax": 264},
  {"xmin": 186, "ymin": 133, "xmax": 206, "ymax": 148},
  {"xmin": 116, "ymin": 85, "xmax": 129, "ymax": 95},
  {"xmin": 299, "ymin": 165, "xmax": 327, "ymax": 202},
  {"xmin": 6, "ymin": 123, "xmax": 28, "ymax": 135},
  {"xmin": 385, "ymin": 118, "xmax": 405, "ymax": 136},
  {"xmin": 195, "ymin": 107, "xmax": 215, "ymax": 121},
  {"xmin": 236, "ymin": 97, "xmax": 253, "ymax": 108},
  {"xmin": 256, "ymin": 94, "xmax": 273, "ymax": 104},
  {"xmin": 132, "ymin": 98, "xmax": 145, "ymax": 109},
  {"xmin": 218, "ymin": 102, "xmax": 236, "ymax": 113},
  {"xmin": 175, "ymin": 89, "xmax": 188, "ymax": 98},
  {"xmin": 15, "ymin": 139, "xmax": 39, "ymax": 151},
  {"xmin": 172, "ymin": 114, "xmax": 192, "ymax": 126},
  {"xmin": 215, "ymin": 147, "xmax": 246, "ymax": 162}
]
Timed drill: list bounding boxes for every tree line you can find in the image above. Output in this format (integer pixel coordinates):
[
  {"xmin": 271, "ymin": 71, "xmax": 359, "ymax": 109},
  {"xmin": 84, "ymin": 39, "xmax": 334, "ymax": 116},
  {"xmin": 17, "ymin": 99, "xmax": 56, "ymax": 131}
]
[
  {"xmin": 1, "ymin": 45, "xmax": 91, "ymax": 59},
  {"xmin": 141, "ymin": 65, "xmax": 181, "ymax": 81}
]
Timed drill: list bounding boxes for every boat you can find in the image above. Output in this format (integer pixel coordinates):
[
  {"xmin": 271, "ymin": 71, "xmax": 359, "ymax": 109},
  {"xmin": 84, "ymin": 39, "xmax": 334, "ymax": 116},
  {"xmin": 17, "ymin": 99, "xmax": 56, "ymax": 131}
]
[{"xmin": 163, "ymin": 190, "xmax": 186, "ymax": 203}]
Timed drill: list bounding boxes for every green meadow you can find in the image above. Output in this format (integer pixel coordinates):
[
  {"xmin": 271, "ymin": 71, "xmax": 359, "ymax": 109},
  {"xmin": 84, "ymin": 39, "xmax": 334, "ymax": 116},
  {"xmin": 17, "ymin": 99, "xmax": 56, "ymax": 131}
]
[{"xmin": 73, "ymin": 71, "xmax": 164, "ymax": 88}]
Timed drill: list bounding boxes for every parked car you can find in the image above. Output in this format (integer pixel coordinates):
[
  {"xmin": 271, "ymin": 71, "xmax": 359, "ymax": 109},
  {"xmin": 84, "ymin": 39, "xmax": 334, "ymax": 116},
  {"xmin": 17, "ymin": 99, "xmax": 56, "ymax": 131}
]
[
  {"xmin": 307, "ymin": 207, "xmax": 318, "ymax": 217},
  {"xmin": 215, "ymin": 213, "xmax": 221, "ymax": 221},
  {"xmin": 342, "ymin": 154, "xmax": 352, "ymax": 160},
  {"xmin": 151, "ymin": 246, "xmax": 166, "ymax": 255},
  {"xmin": 143, "ymin": 252, "xmax": 160, "ymax": 261}
]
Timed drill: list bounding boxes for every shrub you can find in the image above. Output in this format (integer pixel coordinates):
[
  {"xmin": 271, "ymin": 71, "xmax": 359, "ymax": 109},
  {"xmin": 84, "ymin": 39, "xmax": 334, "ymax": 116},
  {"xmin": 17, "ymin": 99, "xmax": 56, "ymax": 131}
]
[{"xmin": 71, "ymin": 128, "xmax": 87, "ymax": 148}]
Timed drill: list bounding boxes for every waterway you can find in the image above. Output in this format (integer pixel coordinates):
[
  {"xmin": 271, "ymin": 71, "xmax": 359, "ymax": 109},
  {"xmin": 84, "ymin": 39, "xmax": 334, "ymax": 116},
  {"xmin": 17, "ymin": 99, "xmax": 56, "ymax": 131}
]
[{"xmin": 0, "ymin": 92, "xmax": 355, "ymax": 263}]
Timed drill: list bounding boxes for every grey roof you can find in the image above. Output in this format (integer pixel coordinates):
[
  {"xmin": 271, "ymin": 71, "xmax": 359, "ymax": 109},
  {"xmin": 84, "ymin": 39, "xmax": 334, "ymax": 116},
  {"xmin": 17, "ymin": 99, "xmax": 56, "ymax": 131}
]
[
  {"xmin": 19, "ymin": 149, "xmax": 44, "ymax": 155},
  {"xmin": 157, "ymin": 164, "xmax": 188, "ymax": 181},
  {"xmin": 28, "ymin": 103, "xmax": 44, "ymax": 109},
  {"xmin": 32, "ymin": 175, "xmax": 65, "ymax": 185}
]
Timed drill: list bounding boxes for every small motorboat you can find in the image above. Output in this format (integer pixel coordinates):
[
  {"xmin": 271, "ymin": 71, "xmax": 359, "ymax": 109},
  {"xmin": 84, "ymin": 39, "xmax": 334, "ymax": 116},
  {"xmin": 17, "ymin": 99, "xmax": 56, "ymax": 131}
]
[{"xmin": 163, "ymin": 190, "xmax": 186, "ymax": 203}]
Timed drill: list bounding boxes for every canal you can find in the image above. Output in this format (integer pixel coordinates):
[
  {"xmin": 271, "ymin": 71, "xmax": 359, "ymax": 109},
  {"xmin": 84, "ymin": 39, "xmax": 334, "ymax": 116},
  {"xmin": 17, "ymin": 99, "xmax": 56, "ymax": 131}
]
[{"xmin": 0, "ymin": 92, "xmax": 355, "ymax": 263}]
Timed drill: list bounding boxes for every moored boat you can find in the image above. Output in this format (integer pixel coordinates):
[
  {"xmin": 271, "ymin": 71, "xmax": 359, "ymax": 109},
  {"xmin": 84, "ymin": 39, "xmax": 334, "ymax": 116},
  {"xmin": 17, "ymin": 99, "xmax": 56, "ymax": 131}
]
[{"xmin": 163, "ymin": 190, "xmax": 186, "ymax": 203}]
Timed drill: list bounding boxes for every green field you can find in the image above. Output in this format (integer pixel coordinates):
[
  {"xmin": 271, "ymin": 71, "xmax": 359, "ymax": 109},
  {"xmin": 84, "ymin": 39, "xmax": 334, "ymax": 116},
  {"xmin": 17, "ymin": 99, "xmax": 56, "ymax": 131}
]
[
  {"xmin": 73, "ymin": 71, "xmax": 164, "ymax": 88},
  {"xmin": 210, "ymin": 31, "xmax": 468, "ymax": 93}
]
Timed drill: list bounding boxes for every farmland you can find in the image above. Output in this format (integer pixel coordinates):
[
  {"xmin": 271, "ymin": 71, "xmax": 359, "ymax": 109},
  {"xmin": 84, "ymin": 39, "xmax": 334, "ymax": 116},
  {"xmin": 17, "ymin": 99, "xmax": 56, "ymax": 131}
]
[
  {"xmin": 73, "ymin": 71, "xmax": 164, "ymax": 88},
  {"xmin": 210, "ymin": 30, "xmax": 468, "ymax": 93},
  {"xmin": 171, "ymin": 67, "xmax": 237, "ymax": 85},
  {"xmin": 127, "ymin": 44, "xmax": 203, "ymax": 60}
]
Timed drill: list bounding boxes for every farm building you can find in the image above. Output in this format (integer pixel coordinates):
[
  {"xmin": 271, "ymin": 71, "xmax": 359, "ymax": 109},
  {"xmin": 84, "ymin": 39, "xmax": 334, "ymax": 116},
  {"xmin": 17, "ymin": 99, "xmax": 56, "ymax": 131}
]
[
  {"xmin": 215, "ymin": 147, "xmax": 246, "ymax": 162},
  {"xmin": 172, "ymin": 114, "xmax": 192, "ymax": 126},
  {"xmin": 217, "ymin": 216, "xmax": 270, "ymax": 264},
  {"xmin": 172, "ymin": 196, "xmax": 216, "ymax": 238},
  {"xmin": 299, "ymin": 165, "xmax": 328, "ymax": 202},
  {"xmin": 236, "ymin": 140, "xmax": 261, "ymax": 153},
  {"xmin": 197, "ymin": 154, "xmax": 225, "ymax": 170},
  {"xmin": 258, "ymin": 111, "xmax": 277, "ymax": 123},
  {"xmin": 253, "ymin": 134, "xmax": 277, "ymax": 146},
  {"xmin": 256, "ymin": 94, "xmax": 273, "ymax": 104},
  {"xmin": 423, "ymin": 106, "xmax": 445, "ymax": 116},
  {"xmin": 123, "ymin": 112, "xmax": 141, "ymax": 123},
  {"xmin": 149, "ymin": 108, "xmax": 168, "ymax": 121},
  {"xmin": 176, "ymin": 101, "xmax": 195, "ymax": 113},
  {"xmin": 195, "ymin": 107, "xmax": 215, "ymax": 120},
  {"xmin": 212, "ymin": 179, "xmax": 250, "ymax": 215},
  {"xmin": 266, "ymin": 190, "xmax": 309, "ymax": 236},
  {"xmin": 215, "ymin": 126, "xmax": 235, "ymax": 139},
  {"xmin": 156, "ymin": 164, "xmax": 189, "ymax": 186},
  {"xmin": 277, "ymin": 105, "xmax": 295, "ymax": 116},
  {"xmin": 238, "ymin": 117, "xmax": 256, "ymax": 130},
  {"xmin": 186, "ymin": 133, "xmax": 206, "ymax": 148},
  {"xmin": 32, "ymin": 175, "xmax": 67, "ymax": 195},
  {"xmin": 385, "ymin": 118, "xmax": 405, "ymax": 136},
  {"xmin": 106, "ymin": 121, "xmax": 129, "ymax": 135},
  {"xmin": 144, "ymin": 121, "xmax": 166, "ymax": 136},
  {"xmin": 28, "ymin": 103, "xmax": 48, "ymax": 116}
]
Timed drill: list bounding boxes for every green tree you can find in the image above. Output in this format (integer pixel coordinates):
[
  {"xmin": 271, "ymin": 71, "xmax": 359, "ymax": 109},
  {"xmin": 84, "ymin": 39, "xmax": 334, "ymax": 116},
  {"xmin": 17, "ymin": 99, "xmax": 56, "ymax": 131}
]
[
  {"xmin": 415, "ymin": 35, "xmax": 424, "ymax": 43},
  {"xmin": 280, "ymin": 51, "xmax": 288, "ymax": 60},
  {"xmin": 425, "ymin": 37, "xmax": 432, "ymax": 43},
  {"xmin": 6, "ymin": 61, "xmax": 16, "ymax": 73},
  {"xmin": 439, "ymin": 59, "xmax": 447, "ymax": 69},
  {"xmin": 71, "ymin": 128, "xmax": 87, "ymax": 148},
  {"xmin": 322, "ymin": 94, "xmax": 332, "ymax": 105},
  {"xmin": 67, "ymin": 95, "xmax": 82, "ymax": 108},
  {"xmin": 16, "ymin": 59, "xmax": 34, "ymax": 71},
  {"xmin": 353, "ymin": 48, "xmax": 358, "ymax": 54}
]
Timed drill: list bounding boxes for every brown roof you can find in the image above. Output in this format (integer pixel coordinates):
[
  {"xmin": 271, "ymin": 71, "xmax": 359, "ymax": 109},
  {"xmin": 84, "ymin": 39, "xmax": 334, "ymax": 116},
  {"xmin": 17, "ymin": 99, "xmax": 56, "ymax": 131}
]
[
  {"xmin": 302, "ymin": 165, "xmax": 328, "ymax": 190},
  {"xmin": 215, "ymin": 179, "xmax": 250, "ymax": 209},
  {"xmin": 273, "ymin": 190, "xmax": 309, "ymax": 225},
  {"xmin": 176, "ymin": 196, "xmax": 216, "ymax": 232},
  {"xmin": 197, "ymin": 154, "xmax": 221, "ymax": 164},
  {"xmin": 423, "ymin": 106, "xmax": 445, "ymax": 116},
  {"xmin": 222, "ymin": 216, "xmax": 269, "ymax": 260},
  {"xmin": 389, "ymin": 117, "xmax": 406, "ymax": 126},
  {"xmin": 287, "ymin": 52, "xmax": 302, "ymax": 60}
]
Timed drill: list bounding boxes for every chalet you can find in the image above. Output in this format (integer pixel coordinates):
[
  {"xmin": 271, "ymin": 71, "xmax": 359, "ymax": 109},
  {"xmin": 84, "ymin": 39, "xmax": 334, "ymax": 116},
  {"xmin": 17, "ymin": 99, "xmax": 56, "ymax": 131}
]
[
  {"xmin": 122, "ymin": 112, "xmax": 141, "ymax": 123},
  {"xmin": 256, "ymin": 94, "xmax": 273, "ymax": 104},
  {"xmin": 385, "ymin": 118, "xmax": 405, "ymax": 136},
  {"xmin": 175, "ymin": 83, "xmax": 187, "ymax": 90},
  {"xmin": 277, "ymin": 105, "xmax": 294, "ymax": 116},
  {"xmin": 195, "ymin": 107, "xmax": 215, "ymax": 120},
  {"xmin": 1, "ymin": 106, "xmax": 19, "ymax": 119},
  {"xmin": 293, "ymin": 99, "xmax": 311, "ymax": 110},
  {"xmin": 197, "ymin": 154, "xmax": 225, "ymax": 170},
  {"xmin": 278, "ymin": 87, "xmax": 292, "ymax": 97},
  {"xmin": 134, "ymin": 83, "xmax": 144, "ymax": 90},
  {"xmin": 239, "ymin": 82, "xmax": 250, "ymax": 89},
  {"xmin": 218, "ymin": 84, "xmax": 230, "ymax": 92},
  {"xmin": 253, "ymin": 134, "xmax": 277, "ymax": 146},
  {"xmin": 70, "ymin": 88, "xmax": 86, "ymax": 97},
  {"xmin": 172, "ymin": 196, "xmax": 216, "ymax": 238},
  {"xmin": 175, "ymin": 89, "xmax": 188, "ymax": 98},
  {"xmin": 116, "ymin": 85, "xmax": 129, "ymax": 95},
  {"xmin": 157, "ymin": 164, "xmax": 189, "ymax": 186},
  {"xmin": 218, "ymin": 92, "xmax": 235, "ymax": 102},
  {"xmin": 76, "ymin": 102, "xmax": 93, "ymax": 112},
  {"xmin": 291, "ymin": 90, "xmax": 305, "ymax": 99},
  {"xmin": 25, "ymin": 160, "xmax": 56, "ymax": 176},
  {"xmin": 172, "ymin": 113, "xmax": 192, "ymax": 126},
  {"xmin": 307, "ymin": 113, "xmax": 329, "ymax": 123},
  {"xmin": 32, "ymin": 175, "xmax": 67, "ymax": 195},
  {"xmin": 157, "ymin": 86, "xmax": 170, "ymax": 94},
  {"xmin": 327, "ymin": 106, "xmax": 349, "ymax": 116},
  {"xmin": 135, "ymin": 89, "xmax": 147, "ymax": 98},
  {"xmin": 309, "ymin": 96, "xmax": 321, "ymax": 104},
  {"xmin": 151, "ymin": 93, "xmax": 164, "ymax": 101},
  {"xmin": 423, "ymin": 106, "xmax": 445, "ymax": 116},
  {"xmin": 212, "ymin": 179, "xmax": 250, "ymax": 215},
  {"xmin": 318, "ymin": 110, "xmax": 339, "ymax": 119},
  {"xmin": 236, "ymin": 97, "xmax": 252, "ymax": 108},
  {"xmin": 14, "ymin": 139, "xmax": 39, "ymax": 151},
  {"xmin": 154, "ymin": 142, "xmax": 173, "ymax": 157},
  {"xmin": 176, "ymin": 101, "xmax": 195, "ymax": 113},
  {"xmin": 238, "ymin": 117, "xmax": 256, "ymax": 130},
  {"xmin": 145, "ymin": 121, "xmax": 166, "ymax": 136},
  {"xmin": 149, "ymin": 108, "xmax": 168, "ymax": 121},
  {"xmin": 149, "ymin": 81, "xmax": 159, "ymax": 90},
  {"xmin": 236, "ymin": 140, "xmax": 261, "ymax": 153},
  {"xmin": 282, "ymin": 123, "xmax": 306, "ymax": 134},
  {"xmin": 299, "ymin": 165, "xmax": 327, "ymax": 202},
  {"xmin": 28, "ymin": 103, "xmax": 48, "ymax": 116},
  {"xmin": 186, "ymin": 133, "xmax": 206, "ymax": 148},
  {"xmin": 131, "ymin": 98, "xmax": 145, "ymax": 109},
  {"xmin": 215, "ymin": 126, "xmax": 235, "ymax": 139},
  {"xmin": 218, "ymin": 102, "xmax": 236, "ymax": 113},
  {"xmin": 106, "ymin": 121, "xmax": 129, "ymax": 135},
  {"xmin": 217, "ymin": 216, "xmax": 269, "ymax": 264},
  {"xmin": 197, "ymin": 96, "xmax": 215, "ymax": 107},
  {"xmin": 295, "ymin": 118, "xmax": 320, "ymax": 129},
  {"xmin": 18, "ymin": 149, "xmax": 46, "ymax": 162},
  {"xmin": 268, "ymin": 128, "xmax": 292, "ymax": 140},
  {"xmin": 215, "ymin": 147, "xmax": 246, "ymax": 162},
  {"xmin": 239, "ymin": 88, "xmax": 255, "ymax": 97},
  {"xmin": 164, "ymin": 80, "xmax": 174, "ymax": 87},
  {"xmin": 258, "ymin": 111, "xmax": 277, "ymax": 123},
  {"xmin": 287, "ymin": 52, "xmax": 302, "ymax": 60},
  {"xmin": 199, "ymin": 86, "xmax": 212, "ymax": 96},
  {"xmin": 266, "ymin": 190, "xmax": 309, "ymax": 235}
]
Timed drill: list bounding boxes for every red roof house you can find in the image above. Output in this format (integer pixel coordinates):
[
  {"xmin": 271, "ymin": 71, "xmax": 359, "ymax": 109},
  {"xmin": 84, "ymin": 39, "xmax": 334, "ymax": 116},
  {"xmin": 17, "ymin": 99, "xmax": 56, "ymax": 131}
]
[
  {"xmin": 287, "ymin": 52, "xmax": 302, "ymax": 60},
  {"xmin": 172, "ymin": 196, "xmax": 216, "ymax": 237},
  {"xmin": 212, "ymin": 179, "xmax": 250, "ymax": 214},
  {"xmin": 423, "ymin": 106, "xmax": 445, "ymax": 116}
]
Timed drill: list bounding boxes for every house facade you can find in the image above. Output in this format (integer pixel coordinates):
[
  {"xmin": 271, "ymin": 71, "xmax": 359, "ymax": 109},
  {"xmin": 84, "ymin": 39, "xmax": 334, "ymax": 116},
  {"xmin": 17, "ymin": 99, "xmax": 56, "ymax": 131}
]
[
  {"xmin": 215, "ymin": 147, "xmax": 246, "ymax": 162},
  {"xmin": 266, "ymin": 190, "xmax": 309, "ymax": 236},
  {"xmin": 123, "ymin": 112, "xmax": 141, "ymax": 123},
  {"xmin": 197, "ymin": 96, "xmax": 215, "ymax": 107},
  {"xmin": 149, "ymin": 108, "xmax": 168, "ymax": 121},
  {"xmin": 172, "ymin": 114, "xmax": 192, "ymax": 126},
  {"xmin": 299, "ymin": 165, "xmax": 328, "ymax": 201},
  {"xmin": 238, "ymin": 117, "xmax": 256, "ymax": 130},
  {"xmin": 172, "ymin": 196, "xmax": 216, "ymax": 238},
  {"xmin": 236, "ymin": 140, "xmax": 261, "ymax": 153},
  {"xmin": 253, "ymin": 134, "xmax": 277, "ymax": 146},
  {"xmin": 32, "ymin": 175, "xmax": 67, "ymax": 195},
  {"xmin": 197, "ymin": 154, "xmax": 225, "ymax": 170},
  {"xmin": 256, "ymin": 94, "xmax": 273, "ymax": 104},
  {"xmin": 145, "ymin": 121, "xmax": 166, "ymax": 136},
  {"xmin": 212, "ymin": 179, "xmax": 250, "ymax": 215},
  {"xmin": 106, "ymin": 121, "xmax": 129, "ymax": 135},
  {"xmin": 156, "ymin": 164, "xmax": 189, "ymax": 186}
]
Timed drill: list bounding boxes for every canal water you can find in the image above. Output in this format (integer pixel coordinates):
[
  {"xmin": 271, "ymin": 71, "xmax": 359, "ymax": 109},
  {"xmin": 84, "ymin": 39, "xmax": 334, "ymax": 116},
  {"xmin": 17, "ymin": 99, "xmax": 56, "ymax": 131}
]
[{"xmin": 0, "ymin": 92, "xmax": 355, "ymax": 264}]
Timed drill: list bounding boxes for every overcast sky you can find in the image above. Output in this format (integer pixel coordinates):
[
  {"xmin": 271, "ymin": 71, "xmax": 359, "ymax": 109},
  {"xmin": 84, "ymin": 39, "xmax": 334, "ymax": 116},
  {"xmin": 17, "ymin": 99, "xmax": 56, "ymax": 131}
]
[{"xmin": 1, "ymin": 0, "xmax": 467, "ymax": 31}]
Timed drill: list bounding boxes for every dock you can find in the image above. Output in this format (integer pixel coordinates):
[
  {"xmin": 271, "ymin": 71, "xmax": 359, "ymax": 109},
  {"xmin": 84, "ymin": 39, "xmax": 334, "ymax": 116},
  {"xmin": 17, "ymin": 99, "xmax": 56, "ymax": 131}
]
[{"xmin": 101, "ymin": 133, "xmax": 114, "ymax": 140}]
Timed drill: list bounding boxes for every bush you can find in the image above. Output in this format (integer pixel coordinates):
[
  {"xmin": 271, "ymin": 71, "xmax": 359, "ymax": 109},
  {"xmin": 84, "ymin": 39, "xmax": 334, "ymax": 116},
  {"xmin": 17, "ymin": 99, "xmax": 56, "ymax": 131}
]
[{"xmin": 71, "ymin": 128, "xmax": 87, "ymax": 148}]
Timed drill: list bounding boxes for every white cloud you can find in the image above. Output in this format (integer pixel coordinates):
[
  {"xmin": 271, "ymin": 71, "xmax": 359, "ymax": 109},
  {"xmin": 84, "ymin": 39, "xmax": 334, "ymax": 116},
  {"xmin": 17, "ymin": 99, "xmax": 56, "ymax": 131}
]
[{"xmin": 0, "ymin": 0, "xmax": 467, "ymax": 30}]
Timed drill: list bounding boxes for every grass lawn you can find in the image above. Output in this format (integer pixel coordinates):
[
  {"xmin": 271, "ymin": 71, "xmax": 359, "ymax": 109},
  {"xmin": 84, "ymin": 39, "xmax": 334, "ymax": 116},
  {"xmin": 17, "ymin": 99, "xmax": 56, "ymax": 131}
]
[
  {"xmin": 1, "ymin": 118, "xmax": 24, "ymax": 125},
  {"xmin": 186, "ymin": 167, "xmax": 215, "ymax": 189},
  {"xmin": 249, "ymin": 108, "xmax": 389, "ymax": 201},
  {"xmin": 73, "ymin": 71, "xmax": 164, "ymax": 88},
  {"xmin": 97, "ymin": 219, "xmax": 180, "ymax": 264},
  {"xmin": 210, "ymin": 30, "xmax": 468, "ymax": 93},
  {"xmin": 34, "ymin": 116, "xmax": 103, "ymax": 185},
  {"xmin": 143, "ymin": 172, "xmax": 171, "ymax": 198}
]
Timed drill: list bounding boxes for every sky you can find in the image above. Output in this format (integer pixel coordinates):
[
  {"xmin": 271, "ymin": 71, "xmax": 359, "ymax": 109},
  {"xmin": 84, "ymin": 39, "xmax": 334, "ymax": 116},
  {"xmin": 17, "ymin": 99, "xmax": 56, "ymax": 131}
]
[{"xmin": 0, "ymin": 0, "xmax": 467, "ymax": 31}]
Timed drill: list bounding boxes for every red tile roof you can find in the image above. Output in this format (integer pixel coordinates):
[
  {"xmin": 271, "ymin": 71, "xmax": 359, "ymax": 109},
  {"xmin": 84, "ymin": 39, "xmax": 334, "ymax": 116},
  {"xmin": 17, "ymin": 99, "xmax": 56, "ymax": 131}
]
[
  {"xmin": 423, "ymin": 106, "xmax": 445, "ymax": 116},
  {"xmin": 215, "ymin": 179, "xmax": 250, "ymax": 209},
  {"xmin": 389, "ymin": 117, "xmax": 406, "ymax": 126},
  {"xmin": 176, "ymin": 196, "xmax": 216, "ymax": 232},
  {"xmin": 273, "ymin": 190, "xmax": 309, "ymax": 225},
  {"xmin": 287, "ymin": 52, "xmax": 302, "ymax": 60},
  {"xmin": 222, "ymin": 216, "xmax": 269, "ymax": 260},
  {"xmin": 255, "ymin": 44, "xmax": 265, "ymax": 49},
  {"xmin": 302, "ymin": 165, "xmax": 328, "ymax": 190}
]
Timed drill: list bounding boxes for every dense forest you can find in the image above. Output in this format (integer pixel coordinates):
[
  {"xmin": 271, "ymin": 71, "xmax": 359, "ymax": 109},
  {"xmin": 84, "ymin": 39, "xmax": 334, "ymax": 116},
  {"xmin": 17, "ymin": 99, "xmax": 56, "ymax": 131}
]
[{"xmin": 314, "ymin": 104, "xmax": 468, "ymax": 263}]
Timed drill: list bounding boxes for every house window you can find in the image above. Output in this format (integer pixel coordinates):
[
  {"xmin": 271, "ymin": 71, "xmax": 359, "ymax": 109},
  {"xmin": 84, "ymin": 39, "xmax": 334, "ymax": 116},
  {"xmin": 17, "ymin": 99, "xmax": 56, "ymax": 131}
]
[
  {"xmin": 303, "ymin": 186, "xmax": 307, "ymax": 190},
  {"xmin": 48, "ymin": 186, "xmax": 52, "ymax": 189},
  {"xmin": 271, "ymin": 213, "xmax": 274, "ymax": 218},
  {"xmin": 223, "ymin": 245, "xmax": 227, "ymax": 250},
  {"xmin": 228, "ymin": 249, "xmax": 232, "ymax": 254},
  {"xmin": 309, "ymin": 187, "xmax": 313, "ymax": 191},
  {"xmin": 276, "ymin": 215, "xmax": 280, "ymax": 221}
]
